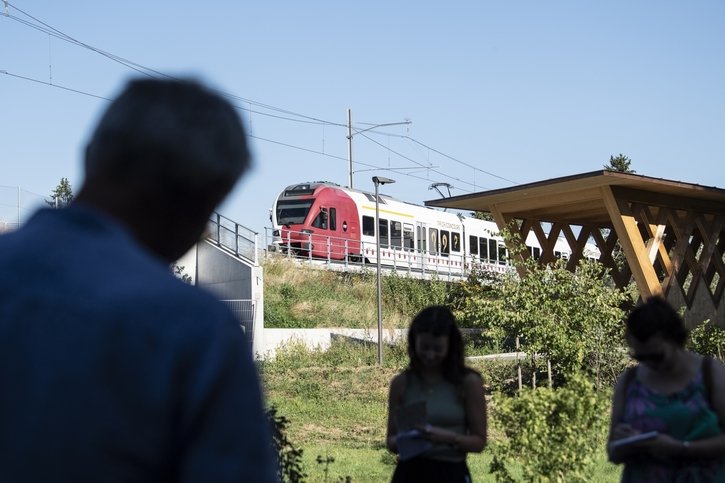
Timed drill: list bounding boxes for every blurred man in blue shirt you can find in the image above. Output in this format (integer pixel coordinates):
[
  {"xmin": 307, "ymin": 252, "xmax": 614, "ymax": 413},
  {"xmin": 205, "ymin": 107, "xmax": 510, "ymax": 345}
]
[{"xmin": 0, "ymin": 78, "xmax": 277, "ymax": 483}]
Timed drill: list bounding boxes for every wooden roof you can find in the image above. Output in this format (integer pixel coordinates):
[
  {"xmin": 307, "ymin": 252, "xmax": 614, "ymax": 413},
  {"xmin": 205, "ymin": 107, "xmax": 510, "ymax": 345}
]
[{"xmin": 425, "ymin": 170, "xmax": 725, "ymax": 226}]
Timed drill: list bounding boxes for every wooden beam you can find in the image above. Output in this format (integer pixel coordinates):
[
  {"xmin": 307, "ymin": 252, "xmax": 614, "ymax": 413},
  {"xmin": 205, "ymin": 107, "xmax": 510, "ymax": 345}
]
[
  {"xmin": 601, "ymin": 186, "xmax": 663, "ymax": 299},
  {"xmin": 612, "ymin": 186, "xmax": 725, "ymax": 214},
  {"xmin": 490, "ymin": 204, "xmax": 527, "ymax": 278}
]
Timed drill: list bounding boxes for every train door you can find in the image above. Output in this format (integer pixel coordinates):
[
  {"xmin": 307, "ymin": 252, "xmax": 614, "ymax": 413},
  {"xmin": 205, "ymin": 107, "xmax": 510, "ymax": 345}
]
[
  {"xmin": 315, "ymin": 187, "xmax": 360, "ymax": 261},
  {"xmin": 416, "ymin": 222, "xmax": 427, "ymax": 271},
  {"xmin": 310, "ymin": 206, "xmax": 330, "ymax": 258}
]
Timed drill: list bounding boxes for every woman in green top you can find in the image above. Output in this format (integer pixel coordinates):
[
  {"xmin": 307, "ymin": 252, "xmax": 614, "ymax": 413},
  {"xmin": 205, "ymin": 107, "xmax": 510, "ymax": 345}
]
[{"xmin": 386, "ymin": 306, "xmax": 487, "ymax": 482}]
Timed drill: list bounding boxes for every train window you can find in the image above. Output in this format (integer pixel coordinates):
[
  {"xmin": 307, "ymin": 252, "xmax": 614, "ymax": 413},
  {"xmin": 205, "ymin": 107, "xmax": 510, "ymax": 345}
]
[
  {"xmin": 440, "ymin": 230, "xmax": 450, "ymax": 256},
  {"xmin": 330, "ymin": 208, "xmax": 337, "ymax": 231},
  {"xmin": 276, "ymin": 199, "xmax": 313, "ymax": 225},
  {"xmin": 403, "ymin": 228, "xmax": 414, "ymax": 250},
  {"xmin": 379, "ymin": 218, "xmax": 389, "ymax": 247},
  {"xmin": 429, "ymin": 228, "xmax": 439, "ymax": 254},
  {"xmin": 364, "ymin": 193, "xmax": 387, "ymax": 204},
  {"xmin": 311, "ymin": 208, "xmax": 328, "ymax": 229},
  {"xmin": 391, "ymin": 221, "xmax": 402, "ymax": 248},
  {"xmin": 469, "ymin": 235, "xmax": 478, "ymax": 255},
  {"xmin": 284, "ymin": 184, "xmax": 315, "ymax": 196},
  {"xmin": 498, "ymin": 244, "xmax": 507, "ymax": 265},
  {"xmin": 417, "ymin": 225, "xmax": 427, "ymax": 252},
  {"xmin": 403, "ymin": 224, "xmax": 414, "ymax": 250},
  {"xmin": 488, "ymin": 239, "xmax": 497, "ymax": 262},
  {"xmin": 451, "ymin": 232, "xmax": 461, "ymax": 253},
  {"xmin": 480, "ymin": 238, "xmax": 488, "ymax": 260},
  {"xmin": 362, "ymin": 216, "xmax": 375, "ymax": 236}
]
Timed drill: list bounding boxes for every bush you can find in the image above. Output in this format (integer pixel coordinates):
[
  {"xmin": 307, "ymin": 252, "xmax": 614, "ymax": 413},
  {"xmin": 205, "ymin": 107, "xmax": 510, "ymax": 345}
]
[
  {"xmin": 489, "ymin": 373, "xmax": 610, "ymax": 482},
  {"xmin": 689, "ymin": 319, "xmax": 725, "ymax": 361},
  {"xmin": 267, "ymin": 405, "xmax": 307, "ymax": 482}
]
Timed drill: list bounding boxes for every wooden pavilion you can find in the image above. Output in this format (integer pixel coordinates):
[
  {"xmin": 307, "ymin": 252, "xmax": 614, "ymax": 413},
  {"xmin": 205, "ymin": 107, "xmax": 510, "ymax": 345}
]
[{"xmin": 425, "ymin": 170, "xmax": 725, "ymax": 327}]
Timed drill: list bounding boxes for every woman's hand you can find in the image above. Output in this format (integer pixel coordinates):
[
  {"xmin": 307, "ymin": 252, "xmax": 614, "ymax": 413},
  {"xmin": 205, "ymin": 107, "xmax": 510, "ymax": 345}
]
[
  {"xmin": 416, "ymin": 424, "xmax": 459, "ymax": 446},
  {"xmin": 608, "ymin": 424, "xmax": 653, "ymax": 461},
  {"xmin": 611, "ymin": 423, "xmax": 639, "ymax": 441},
  {"xmin": 609, "ymin": 428, "xmax": 682, "ymax": 460},
  {"xmin": 642, "ymin": 433, "xmax": 684, "ymax": 460}
]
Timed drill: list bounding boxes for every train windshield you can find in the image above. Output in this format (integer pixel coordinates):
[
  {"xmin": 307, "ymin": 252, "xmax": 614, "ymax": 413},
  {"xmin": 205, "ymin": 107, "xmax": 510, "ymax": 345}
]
[{"xmin": 277, "ymin": 199, "xmax": 313, "ymax": 225}]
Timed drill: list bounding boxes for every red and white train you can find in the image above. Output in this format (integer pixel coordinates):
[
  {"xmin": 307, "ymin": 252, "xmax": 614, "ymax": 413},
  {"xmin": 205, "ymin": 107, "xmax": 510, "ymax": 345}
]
[{"xmin": 271, "ymin": 181, "xmax": 592, "ymax": 275}]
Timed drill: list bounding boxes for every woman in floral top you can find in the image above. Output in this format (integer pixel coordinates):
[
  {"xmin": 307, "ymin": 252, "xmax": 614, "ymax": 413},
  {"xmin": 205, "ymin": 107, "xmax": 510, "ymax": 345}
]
[{"xmin": 608, "ymin": 297, "xmax": 725, "ymax": 482}]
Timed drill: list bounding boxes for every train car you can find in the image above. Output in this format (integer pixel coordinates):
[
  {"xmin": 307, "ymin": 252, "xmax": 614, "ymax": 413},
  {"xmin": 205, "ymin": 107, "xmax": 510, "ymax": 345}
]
[{"xmin": 271, "ymin": 181, "xmax": 592, "ymax": 275}]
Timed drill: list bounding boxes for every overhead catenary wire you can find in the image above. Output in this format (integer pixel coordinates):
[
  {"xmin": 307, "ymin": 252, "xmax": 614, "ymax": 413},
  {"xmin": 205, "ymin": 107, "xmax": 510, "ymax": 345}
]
[{"xmin": 2, "ymin": 2, "xmax": 514, "ymax": 195}]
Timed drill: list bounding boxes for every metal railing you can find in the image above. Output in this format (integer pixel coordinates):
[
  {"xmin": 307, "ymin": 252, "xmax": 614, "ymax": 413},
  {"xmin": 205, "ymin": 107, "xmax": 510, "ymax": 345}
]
[
  {"xmin": 264, "ymin": 227, "xmax": 512, "ymax": 280},
  {"xmin": 222, "ymin": 299, "xmax": 255, "ymax": 346},
  {"xmin": 207, "ymin": 212, "xmax": 257, "ymax": 264}
]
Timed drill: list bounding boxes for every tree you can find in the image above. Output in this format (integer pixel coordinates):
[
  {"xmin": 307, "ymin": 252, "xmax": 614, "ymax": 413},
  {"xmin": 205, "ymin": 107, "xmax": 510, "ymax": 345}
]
[
  {"xmin": 171, "ymin": 265, "xmax": 193, "ymax": 285},
  {"xmin": 604, "ymin": 154, "xmax": 635, "ymax": 173},
  {"xmin": 451, "ymin": 239, "xmax": 631, "ymax": 481},
  {"xmin": 453, "ymin": 229, "xmax": 630, "ymax": 386},
  {"xmin": 47, "ymin": 177, "xmax": 74, "ymax": 208},
  {"xmin": 602, "ymin": 154, "xmax": 635, "ymax": 271},
  {"xmin": 471, "ymin": 211, "xmax": 494, "ymax": 222}
]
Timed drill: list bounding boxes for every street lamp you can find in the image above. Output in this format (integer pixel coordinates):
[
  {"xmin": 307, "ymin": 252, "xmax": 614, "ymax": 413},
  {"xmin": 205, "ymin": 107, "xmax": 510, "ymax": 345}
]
[{"xmin": 373, "ymin": 175, "xmax": 395, "ymax": 365}]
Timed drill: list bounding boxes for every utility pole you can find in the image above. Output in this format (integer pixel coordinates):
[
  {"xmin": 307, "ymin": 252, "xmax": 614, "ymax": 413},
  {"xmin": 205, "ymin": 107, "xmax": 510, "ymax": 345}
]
[
  {"xmin": 347, "ymin": 108, "xmax": 353, "ymax": 189},
  {"xmin": 346, "ymin": 109, "xmax": 411, "ymax": 190}
]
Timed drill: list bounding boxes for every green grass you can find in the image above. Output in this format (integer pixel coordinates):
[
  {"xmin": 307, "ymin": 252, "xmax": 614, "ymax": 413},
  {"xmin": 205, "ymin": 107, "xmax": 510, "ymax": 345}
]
[
  {"xmin": 263, "ymin": 257, "xmax": 453, "ymax": 329},
  {"xmin": 261, "ymin": 339, "xmax": 624, "ymax": 482}
]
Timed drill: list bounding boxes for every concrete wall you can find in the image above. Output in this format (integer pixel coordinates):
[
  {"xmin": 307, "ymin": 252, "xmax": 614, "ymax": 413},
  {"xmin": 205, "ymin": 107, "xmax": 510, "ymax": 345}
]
[
  {"xmin": 179, "ymin": 240, "xmax": 266, "ymax": 357},
  {"xmin": 197, "ymin": 241, "xmax": 255, "ymax": 299},
  {"xmin": 261, "ymin": 328, "xmax": 407, "ymax": 359}
]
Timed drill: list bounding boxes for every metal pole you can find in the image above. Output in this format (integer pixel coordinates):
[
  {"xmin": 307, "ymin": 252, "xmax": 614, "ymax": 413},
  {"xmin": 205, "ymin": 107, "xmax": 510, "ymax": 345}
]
[
  {"xmin": 375, "ymin": 179, "xmax": 383, "ymax": 365},
  {"xmin": 347, "ymin": 108, "xmax": 353, "ymax": 189},
  {"xmin": 371, "ymin": 175, "xmax": 394, "ymax": 366}
]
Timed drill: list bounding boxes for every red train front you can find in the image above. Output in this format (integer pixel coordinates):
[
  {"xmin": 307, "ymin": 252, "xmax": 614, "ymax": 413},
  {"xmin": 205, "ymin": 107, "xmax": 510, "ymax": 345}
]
[{"xmin": 274, "ymin": 182, "xmax": 362, "ymax": 261}]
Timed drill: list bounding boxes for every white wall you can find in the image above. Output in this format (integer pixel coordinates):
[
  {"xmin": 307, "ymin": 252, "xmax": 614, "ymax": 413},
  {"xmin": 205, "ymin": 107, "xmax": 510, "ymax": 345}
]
[{"xmin": 259, "ymin": 327, "xmax": 407, "ymax": 360}]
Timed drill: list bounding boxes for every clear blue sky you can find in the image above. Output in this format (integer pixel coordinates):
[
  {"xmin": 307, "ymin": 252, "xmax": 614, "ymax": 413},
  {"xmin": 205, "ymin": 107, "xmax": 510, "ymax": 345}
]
[{"xmin": 2, "ymin": 1, "xmax": 724, "ymax": 239}]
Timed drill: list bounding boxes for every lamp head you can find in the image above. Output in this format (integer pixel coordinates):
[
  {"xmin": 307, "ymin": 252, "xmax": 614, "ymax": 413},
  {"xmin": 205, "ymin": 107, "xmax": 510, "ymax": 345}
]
[{"xmin": 372, "ymin": 176, "xmax": 396, "ymax": 186}]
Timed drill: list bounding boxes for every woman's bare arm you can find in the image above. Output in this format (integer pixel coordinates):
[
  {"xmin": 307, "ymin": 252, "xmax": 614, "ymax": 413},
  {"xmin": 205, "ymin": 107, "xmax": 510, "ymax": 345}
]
[
  {"xmin": 461, "ymin": 371, "xmax": 487, "ymax": 453},
  {"xmin": 607, "ymin": 368, "xmax": 642, "ymax": 463}
]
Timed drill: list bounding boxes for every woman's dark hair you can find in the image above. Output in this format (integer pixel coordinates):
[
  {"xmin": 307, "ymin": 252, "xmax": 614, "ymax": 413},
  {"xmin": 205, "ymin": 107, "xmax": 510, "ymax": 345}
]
[
  {"xmin": 407, "ymin": 305, "xmax": 467, "ymax": 384},
  {"xmin": 626, "ymin": 296, "xmax": 688, "ymax": 347}
]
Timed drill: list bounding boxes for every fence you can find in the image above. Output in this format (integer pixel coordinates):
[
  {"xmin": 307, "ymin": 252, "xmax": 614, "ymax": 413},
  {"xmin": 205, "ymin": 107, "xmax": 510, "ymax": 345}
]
[
  {"xmin": 0, "ymin": 186, "xmax": 47, "ymax": 230},
  {"xmin": 222, "ymin": 299, "xmax": 255, "ymax": 347},
  {"xmin": 264, "ymin": 226, "xmax": 513, "ymax": 280},
  {"xmin": 207, "ymin": 212, "xmax": 257, "ymax": 264}
]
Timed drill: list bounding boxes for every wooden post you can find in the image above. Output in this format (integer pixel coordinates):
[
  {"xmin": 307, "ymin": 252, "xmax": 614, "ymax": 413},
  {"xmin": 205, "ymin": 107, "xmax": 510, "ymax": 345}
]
[
  {"xmin": 547, "ymin": 359, "xmax": 552, "ymax": 388},
  {"xmin": 532, "ymin": 364, "xmax": 536, "ymax": 389},
  {"xmin": 516, "ymin": 336, "xmax": 522, "ymax": 391}
]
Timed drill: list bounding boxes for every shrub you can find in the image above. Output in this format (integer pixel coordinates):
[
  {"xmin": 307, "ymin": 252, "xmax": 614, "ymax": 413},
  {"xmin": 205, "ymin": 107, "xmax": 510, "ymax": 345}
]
[
  {"xmin": 489, "ymin": 373, "xmax": 610, "ymax": 482},
  {"xmin": 689, "ymin": 319, "xmax": 725, "ymax": 361},
  {"xmin": 267, "ymin": 405, "xmax": 307, "ymax": 482}
]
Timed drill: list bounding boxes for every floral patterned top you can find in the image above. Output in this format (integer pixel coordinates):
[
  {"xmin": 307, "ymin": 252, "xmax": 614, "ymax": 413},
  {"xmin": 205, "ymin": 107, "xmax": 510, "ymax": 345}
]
[{"xmin": 621, "ymin": 359, "xmax": 725, "ymax": 482}]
